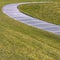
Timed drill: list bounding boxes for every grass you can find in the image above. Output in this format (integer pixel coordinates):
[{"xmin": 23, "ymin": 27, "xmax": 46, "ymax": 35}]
[
  {"xmin": 19, "ymin": 2, "xmax": 60, "ymax": 25},
  {"xmin": 0, "ymin": 0, "xmax": 60, "ymax": 60}
]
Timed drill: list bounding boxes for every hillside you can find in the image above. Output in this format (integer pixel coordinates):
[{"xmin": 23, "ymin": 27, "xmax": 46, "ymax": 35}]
[{"xmin": 0, "ymin": 0, "xmax": 60, "ymax": 60}]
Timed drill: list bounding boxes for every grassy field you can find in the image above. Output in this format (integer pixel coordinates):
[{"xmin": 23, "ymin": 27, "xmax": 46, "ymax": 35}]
[
  {"xmin": 0, "ymin": 0, "xmax": 60, "ymax": 60},
  {"xmin": 19, "ymin": 2, "xmax": 60, "ymax": 25}
]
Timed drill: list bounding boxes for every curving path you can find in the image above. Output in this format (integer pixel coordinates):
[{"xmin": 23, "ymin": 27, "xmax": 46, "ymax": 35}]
[{"xmin": 2, "ymin": 2, "xmax": 60, "ymax": 35}]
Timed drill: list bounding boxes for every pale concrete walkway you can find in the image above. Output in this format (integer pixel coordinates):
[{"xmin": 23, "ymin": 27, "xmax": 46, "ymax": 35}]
[{"xmin": 2, "ymin": 2, "xmax": 60, "ymax": 35}]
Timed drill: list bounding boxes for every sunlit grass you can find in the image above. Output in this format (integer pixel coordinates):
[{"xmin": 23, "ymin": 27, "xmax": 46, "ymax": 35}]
[{"xmin": 0, "ymin": 0, "xmax": 60, "ymax": 60}]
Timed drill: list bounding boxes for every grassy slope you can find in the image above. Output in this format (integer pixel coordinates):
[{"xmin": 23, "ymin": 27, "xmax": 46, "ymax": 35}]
[
  {"xmin": 19, "ymin": 2, "xmax": 60, "ymax": 25},
  {"xmin": 0, "ymin": 0, "xmax": 60, "ymax": 60}
]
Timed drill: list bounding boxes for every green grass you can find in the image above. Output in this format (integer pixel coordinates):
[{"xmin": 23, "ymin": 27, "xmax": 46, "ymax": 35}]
[
  {"xmin": 0, "ymin": 0, "xmax": 60, "ymax": 60},
  {"xmin": 19, "ymin": 2, "xmax": 60, "ymax": 25}
]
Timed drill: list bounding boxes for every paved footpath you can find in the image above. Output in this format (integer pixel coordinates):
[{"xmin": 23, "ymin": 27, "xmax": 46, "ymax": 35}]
[{"xmin": 2, "ymin": 2, "xmax": 60, "ymax": 35}]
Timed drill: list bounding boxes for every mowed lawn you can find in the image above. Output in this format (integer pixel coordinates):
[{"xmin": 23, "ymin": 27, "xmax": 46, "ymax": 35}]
[
  {"xmin": 19, "ymin": 2, "xmax": 60, "ymax": 25},
  {"xmin": 0, "ymin": 0, "xmax": 60, "ymax": 60}
]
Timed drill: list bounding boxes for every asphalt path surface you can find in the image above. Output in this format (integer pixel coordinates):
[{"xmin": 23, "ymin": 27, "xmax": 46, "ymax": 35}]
[{"xmin": 2, "ymin": 2, "xmax": 60, "ymax": 35}]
